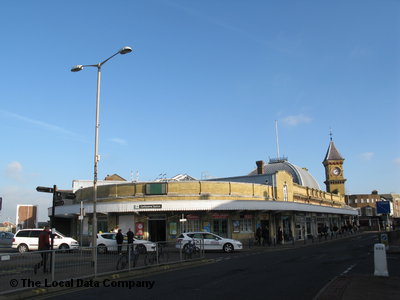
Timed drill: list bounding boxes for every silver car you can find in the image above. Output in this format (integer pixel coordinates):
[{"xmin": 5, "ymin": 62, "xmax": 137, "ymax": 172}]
[
  {"xmin": 0, "ymin": 231, "xmax": 14, "ymax": 247},
  {"xmin": 176, "ymin": 232, "xmax": 243, "ymax": 253}
]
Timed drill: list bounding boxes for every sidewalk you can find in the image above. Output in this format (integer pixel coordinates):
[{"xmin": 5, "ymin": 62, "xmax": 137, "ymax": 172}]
[{"xmin": 315, "ymin": 245, "xmax": 400, "ymax": 300}]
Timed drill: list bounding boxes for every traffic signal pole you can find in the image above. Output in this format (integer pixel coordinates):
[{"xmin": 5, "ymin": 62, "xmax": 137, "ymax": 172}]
[{"xmin": 51, "ymin": 185, "xmax": 57, "ymax": 250}]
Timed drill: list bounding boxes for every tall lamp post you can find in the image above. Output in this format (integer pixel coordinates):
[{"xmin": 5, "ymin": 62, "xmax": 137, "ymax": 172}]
[{"xmin": 71, "ymin": 46, "xmax": 132, "ymax": 268}]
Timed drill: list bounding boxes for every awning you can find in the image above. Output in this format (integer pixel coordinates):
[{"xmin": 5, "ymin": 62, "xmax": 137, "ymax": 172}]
[{"xmin": 52, "ymin": 199, "xmax": 358, "ymax": 217}]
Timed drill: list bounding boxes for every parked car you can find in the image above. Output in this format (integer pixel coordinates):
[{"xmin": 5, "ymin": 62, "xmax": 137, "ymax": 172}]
[
  {"xmin": 96, "ymin": 232, "xmax": 156, "ymax": 254},
  {"xmin": 176, "ymin": 232, "xmax": 243, "ymax": 253},
  {"xmin": 12, "ymin": 229, "xmax": 79, "ymax": 253},
  {"xmin": 0, "ymin": 231, "xmax": 14, "ymax": 247}
]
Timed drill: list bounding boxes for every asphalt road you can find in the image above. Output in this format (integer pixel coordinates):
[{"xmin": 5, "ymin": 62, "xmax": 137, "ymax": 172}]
[{"xmin": 35, "ymin": 233, "xmax": 387, "ymax": 300}]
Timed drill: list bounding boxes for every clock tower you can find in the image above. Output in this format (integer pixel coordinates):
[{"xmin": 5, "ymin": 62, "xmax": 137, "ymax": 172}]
[{"xmin": 323, "ymin": 138, "xmax": 346, "ymax": 195}]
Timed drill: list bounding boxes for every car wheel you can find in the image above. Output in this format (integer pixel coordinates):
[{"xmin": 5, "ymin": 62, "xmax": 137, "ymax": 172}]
[
  {"xmin": 223, "ymin": 243, "xmax": 234, "ymax": 253},
  {"xmin": 98, "ymin": 244, "xmax": 107, "ymax": 254},
  {"xmin": 137, "ymin": 244, "xmax": 147, "ymax": 254},
  {"xmin": 18, "ymin": 244, "xmax": 28, "ymax": 253},
  {"xmin": 59, "ymin": 244, "xmax": 69, "ymax": 250}
]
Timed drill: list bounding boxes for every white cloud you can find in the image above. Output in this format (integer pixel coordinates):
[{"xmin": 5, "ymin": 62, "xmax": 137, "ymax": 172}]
[
  {"xmin": 0, "ymin": 109, "xmax": 85, "ymax": 141},
  {"xmin": 110, "ymin": 138, "xmax": 127, "ymax": 146},
  {"xmin": 360, "ymin": 152, "xmax": 374, "ymax": 161},
  {"xmin": 281, "ymin": 114, "xmax": 312, "ymax": 126},
  {"xmin": 5, "ymin": 161, "xmax": 23, "ymax": 181},
  {"xmin": 394, "ymin": 158, "xmax": 400, "ymax": 166}
]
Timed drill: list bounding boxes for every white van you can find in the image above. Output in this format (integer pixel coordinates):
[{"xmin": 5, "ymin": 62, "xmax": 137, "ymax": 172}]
[{"xmin": 12, "ymin": 229, "xmax": 79, "ymax": 253}]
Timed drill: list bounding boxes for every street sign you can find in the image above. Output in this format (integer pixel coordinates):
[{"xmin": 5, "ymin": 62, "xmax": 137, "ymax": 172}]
[
  {"xmin": 36, "ymin": 186, "xmax": 54, "ymax": 193},
  {"xmin": 65, "ymin": 193, "xmax": 76, "ymax": 200},
  {"xmin": 376, "ymin": 201, "xmax": 391, "ymax": 214}
]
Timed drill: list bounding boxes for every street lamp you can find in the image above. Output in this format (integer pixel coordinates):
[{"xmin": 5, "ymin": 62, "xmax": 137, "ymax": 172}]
[{"xmin": 71, "ymin": 46, "xmax": 132, "ymax": 270}]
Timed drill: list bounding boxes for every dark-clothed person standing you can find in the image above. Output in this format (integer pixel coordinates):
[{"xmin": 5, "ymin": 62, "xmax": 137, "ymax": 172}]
[
  {"xmin": 126, "ymin": 228, "xmax": 134, "ymax": 252},
  {"xmin": 116, "ymin": 229, "xmax": 124, "ymax": 254},
  {"xmin": 255, "ymin": 226, "xmax": 262, "ymax": 246},
  {"xmin": 35, "ymin": 226, "xmax": 51, "ymax": 273},
  {"xmin": 262, "ymin": 226, "xmax": 270, "ymax": 246}
]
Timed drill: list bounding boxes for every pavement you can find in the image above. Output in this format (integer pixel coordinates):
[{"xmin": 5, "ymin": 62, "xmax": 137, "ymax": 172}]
[
  {"xmin": 2, "ymin": 232, "xmax": 400, "ymax": 299},
  {"xmin": 314, "ymin": 244, "xmax": 400, "ymax": 300}
]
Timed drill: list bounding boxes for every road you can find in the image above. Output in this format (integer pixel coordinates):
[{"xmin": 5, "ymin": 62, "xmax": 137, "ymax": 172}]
[{"xmin": 32, "ymin": 233, "xmax": 392, "ymax": 300}]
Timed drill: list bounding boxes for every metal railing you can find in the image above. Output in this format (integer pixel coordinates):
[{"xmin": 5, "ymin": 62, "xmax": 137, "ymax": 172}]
[{"xmin": 0, "ymin": 240, "xmax": 205, "ymax": 295}]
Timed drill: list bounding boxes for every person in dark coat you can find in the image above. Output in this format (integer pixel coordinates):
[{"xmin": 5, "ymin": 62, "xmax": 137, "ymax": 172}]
[
  {"xmin": 126, "ymin": 228, "xmax": 134, "ymax": 252},
  {"xmin": 116, "ymin": 229, "xmax": 124, "ymax": 254},
  {"xmin": 277, "ymin": 226, "xmax": 283, "ymax": 244},
  {"xmin": 34, "ymin": 226, "xmax": 51, "ymax": 274},
  {"xmin": 262, "ymin": 226, "xmax": 270, "ymax": 246},
  {"xmin": 255, "ymin": 226, "xmax": 262, "ymax": 246}
]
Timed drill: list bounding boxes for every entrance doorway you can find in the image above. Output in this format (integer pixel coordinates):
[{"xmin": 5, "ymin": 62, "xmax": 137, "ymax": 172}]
[{"xmin": 148, "ymin": 220, "xmax": 166, "ymax": 242}]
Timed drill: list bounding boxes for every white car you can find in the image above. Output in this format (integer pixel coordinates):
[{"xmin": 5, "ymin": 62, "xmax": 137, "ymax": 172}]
[
  {"xmin": 96, "ymin": 233, "xmax": 156, "ymax": 254},
  {"xmin": 12, "ymin": 229, "xmax": 79, "ymax": 253},
  {"xmin": 176, "ymin": 232, "xmax": 243, "ymax": 253}
]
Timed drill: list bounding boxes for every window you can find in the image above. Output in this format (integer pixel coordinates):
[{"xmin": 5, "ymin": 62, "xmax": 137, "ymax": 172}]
[
  {"xmin": 355, "ymin": 199, "xmax": 358, "ymax": 204},
  {"xmin": 348, "ymin": 199, "xmax": 353, "ymax": 204},
  {"xmin": 366, "ymin": 207, "xmax": 373, "ymax": 216},
  {"xmin": 29, "ymin": 231, "xmax": 41, "ymax": 238},
  {"xmin": 367, "ymin": 199, "xmax": 370, "ymax": 203},
  {"xmin": 187, "ymin": 219, "xmax": 200, "ymax": 232},
  {"xmin": 361, "ymin": 199, "xmax": 364, "ymax": 203},
  {"xmin": 16, "ymin": 231, "xmax": 30, "ymax": 237},
  {"xmin": 240, "ymin": 219, "xmax": 253, "ymax": 232}
]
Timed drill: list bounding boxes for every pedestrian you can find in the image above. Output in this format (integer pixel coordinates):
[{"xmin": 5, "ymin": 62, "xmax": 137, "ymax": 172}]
[
  {"xmin": 126, "ymin": 228, "xmax": 134, "ymax": 252},
  {"xmin": 262, "ymin": 226, "xmax": 269, "ymax": 246},
  {"xmin": 34, "ymin": 226, "xmax": 51, "ymax": 274},
  {"xmin": 116, "ymin": 229, "xmax": 124, "ymax": 254},
  {"xmin": 277, "ymin": 226, "xmax": 283, "ymax": 244},
  {"xmin": 255, "ymin": 226, "xmax": 262, "ymax": 246}
]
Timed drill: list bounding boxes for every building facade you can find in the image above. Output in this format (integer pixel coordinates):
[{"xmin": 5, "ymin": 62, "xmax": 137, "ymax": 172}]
[
  {"xmin": 51, "ymin": 139, "xmax": 357, "ymax": 245},
  {"xmin": 347, "ymin": 191, "xmax": 400, "ymax": 229}
]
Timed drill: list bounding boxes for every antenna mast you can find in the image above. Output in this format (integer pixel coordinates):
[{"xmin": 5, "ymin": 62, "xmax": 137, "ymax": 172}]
[{"xmin": 275, "ymin": 120, "xmax": 280, "ymax": 159}]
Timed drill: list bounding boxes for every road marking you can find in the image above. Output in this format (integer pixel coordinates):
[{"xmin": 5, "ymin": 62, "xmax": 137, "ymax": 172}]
[{"xmin": 341, "ymin": 264, "xmax": 356, "ymax": 275}]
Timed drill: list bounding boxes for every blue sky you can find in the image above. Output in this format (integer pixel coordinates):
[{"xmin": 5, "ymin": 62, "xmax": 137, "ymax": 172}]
[{"xmin": 0, "ymin": 0, "xmax": 399, "ymax": 222}]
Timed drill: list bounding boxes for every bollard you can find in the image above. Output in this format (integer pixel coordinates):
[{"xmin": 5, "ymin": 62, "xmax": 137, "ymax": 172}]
[{"xmin": 374, "ymin": 243, "xmax": 389, "ymax": 277}]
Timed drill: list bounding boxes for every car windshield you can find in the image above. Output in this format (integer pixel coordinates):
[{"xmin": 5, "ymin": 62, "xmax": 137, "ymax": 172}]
[{"xmin": 55, "ymin": 231, "xmax": 65, "ymax": 237}]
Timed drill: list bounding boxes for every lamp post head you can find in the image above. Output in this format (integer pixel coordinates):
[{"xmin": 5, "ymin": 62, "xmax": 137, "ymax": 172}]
[
  {"xmin": 119, "ymin": 46, "xmax": 133, "ymax": 55},
  {"xmin": 71, "ymin": 65, "xmax": 84, "ymax": 72}
]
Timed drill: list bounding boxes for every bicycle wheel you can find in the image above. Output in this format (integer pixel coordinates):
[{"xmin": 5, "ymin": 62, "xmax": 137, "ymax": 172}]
[
  {"xmin": 144, "ymin": 252, "xmax": 155, "ymax": 265},
  {"xmin": 158, "ymin": 248, "xmax": 169, "ymax": 263},
  {"xmin": 132, "ymin": 251, "xmax": 139, "ymax": 268},
  {"xmin": 116, "ymin": 255, "xmax": 128, "ymax": 270}
]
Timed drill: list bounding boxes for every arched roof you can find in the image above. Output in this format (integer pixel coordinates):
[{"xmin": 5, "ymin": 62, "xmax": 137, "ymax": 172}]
[{"xmin": 248, "ymin": 160, "xmax": 321, "ymax": 190}]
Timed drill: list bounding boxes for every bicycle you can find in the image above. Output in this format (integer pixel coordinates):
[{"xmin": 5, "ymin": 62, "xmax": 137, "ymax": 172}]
[
  {"xmin": 144, "ymin": 243, "xmax": 169, "ymax": 265},
  {"xmin": 116, "ymin": 244, "xmax": 140, "ymax": 270},
  {"xmin": 183, "ymin": 239, "xmax": 200, "ymax": 260}
]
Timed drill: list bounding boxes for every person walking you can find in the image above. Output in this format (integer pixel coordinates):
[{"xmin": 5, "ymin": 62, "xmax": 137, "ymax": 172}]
[
  {"xmin": 116, "ymin": 229, "xmax": 124, "ymax": 254},
  {"xmin": 34, "ymin": 226, "xmax": 51, "ymax": 274}
]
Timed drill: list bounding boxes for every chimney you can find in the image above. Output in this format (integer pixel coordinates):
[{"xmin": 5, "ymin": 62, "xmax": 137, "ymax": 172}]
[{"xmin": 256, "ymin": 160, "xmax": 264, "ymax": 175}]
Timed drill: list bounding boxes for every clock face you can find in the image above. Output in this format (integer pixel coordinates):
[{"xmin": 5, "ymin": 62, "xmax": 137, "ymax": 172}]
[{"xmin": 332, "ymin": 167, "xmax": 341, "ymax": 176}]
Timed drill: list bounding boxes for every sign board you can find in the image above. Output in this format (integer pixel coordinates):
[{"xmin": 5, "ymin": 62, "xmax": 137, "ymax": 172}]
[
  {"xmin": 380, "ymin": 233, "xmax": 389, "ymax": 250},
  {"xmin": 376, "ymin": 201, "xmax": 391, "ymax": 214},
  {"xmin": 139, "ymin": 204, "xmax": 162, "ymax": 209}
]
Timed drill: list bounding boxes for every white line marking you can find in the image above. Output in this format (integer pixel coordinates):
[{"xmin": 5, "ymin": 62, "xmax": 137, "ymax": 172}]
[{"xmin": 341, "ymin": 264, "xmax": 356, "ymax": 275}]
